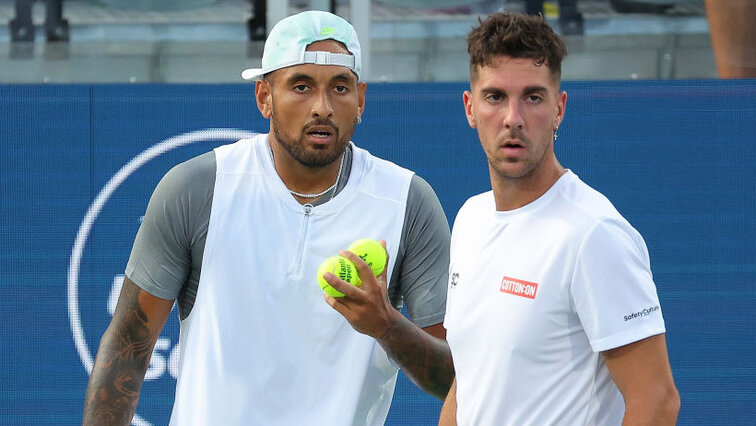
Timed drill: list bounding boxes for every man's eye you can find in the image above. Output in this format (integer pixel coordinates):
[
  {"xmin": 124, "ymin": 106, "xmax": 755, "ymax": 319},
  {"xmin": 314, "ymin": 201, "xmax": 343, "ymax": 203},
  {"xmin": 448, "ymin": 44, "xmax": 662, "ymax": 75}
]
[
  {"xmin": 335, "ymin": 85, "xmax": 348, "ymax": 93},
  {"xmin": 486, "ymin": 94, "xmax": 502, "ymax": 102},
  {"xmin": 294, "ymin": 84, "xmax": 308, "ymax": 92},
  {"xmin": 527, "ymin": 95, "xmax": 542, "ymax": 103}
]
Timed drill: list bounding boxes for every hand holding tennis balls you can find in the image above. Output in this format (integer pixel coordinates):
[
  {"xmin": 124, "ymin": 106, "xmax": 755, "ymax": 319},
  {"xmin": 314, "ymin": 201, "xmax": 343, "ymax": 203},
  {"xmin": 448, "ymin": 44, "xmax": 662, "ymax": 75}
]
[
  {"xmin": 316, "ymin": 238, "xmax": 387, "ymax": 298},
  {"xmin": 321, "ymin": 239, "xmax": 401, "ymax": 339}
]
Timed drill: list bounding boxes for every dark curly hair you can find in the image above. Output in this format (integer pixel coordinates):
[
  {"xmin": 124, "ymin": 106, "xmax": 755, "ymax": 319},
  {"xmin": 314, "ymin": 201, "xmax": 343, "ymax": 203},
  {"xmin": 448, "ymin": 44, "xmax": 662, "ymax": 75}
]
[{"xmin": 467, "ymin": 13, "xmax": 567, "ymax": 83}]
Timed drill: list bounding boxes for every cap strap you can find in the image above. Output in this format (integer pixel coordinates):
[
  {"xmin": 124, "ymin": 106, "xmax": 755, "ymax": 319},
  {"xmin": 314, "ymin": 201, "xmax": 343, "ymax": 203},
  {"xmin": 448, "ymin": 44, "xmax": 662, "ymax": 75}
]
[{"xmin": 303, "ymin": 51, "xmax": 355, "ymax": 70}]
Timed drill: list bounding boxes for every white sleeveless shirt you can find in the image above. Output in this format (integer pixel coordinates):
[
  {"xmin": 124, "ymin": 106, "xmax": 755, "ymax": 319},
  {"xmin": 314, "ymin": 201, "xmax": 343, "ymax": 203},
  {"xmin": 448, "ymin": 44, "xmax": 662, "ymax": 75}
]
[{"xmin": 169, "ymin": 134, "xmax": 414, "ymax": 425}]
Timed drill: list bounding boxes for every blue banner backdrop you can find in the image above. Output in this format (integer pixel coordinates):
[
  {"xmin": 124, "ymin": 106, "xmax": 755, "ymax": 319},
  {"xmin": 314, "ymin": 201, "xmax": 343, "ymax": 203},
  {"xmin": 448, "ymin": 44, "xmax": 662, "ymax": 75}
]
[{"xmin": 0, "ymin": 80, "xmax": 754, "ymax": 425}]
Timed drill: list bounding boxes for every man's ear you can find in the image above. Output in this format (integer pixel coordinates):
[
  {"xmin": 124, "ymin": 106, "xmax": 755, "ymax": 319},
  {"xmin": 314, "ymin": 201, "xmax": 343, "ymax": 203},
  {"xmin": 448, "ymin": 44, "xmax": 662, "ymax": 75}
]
[
  {"xmin": 255, "ymin": 79, "xmax": 273, "ymax": 119},
  {"xmin": 357, "ymin": 81, "xmax": 367, "ymax": 117},
  {"xmin": 553, "ymin": 90, "xmax": 567, "ymax": 130},
  {"xmin": 463, "ymin": 90, "xmax": 477, "ymax": 128}
]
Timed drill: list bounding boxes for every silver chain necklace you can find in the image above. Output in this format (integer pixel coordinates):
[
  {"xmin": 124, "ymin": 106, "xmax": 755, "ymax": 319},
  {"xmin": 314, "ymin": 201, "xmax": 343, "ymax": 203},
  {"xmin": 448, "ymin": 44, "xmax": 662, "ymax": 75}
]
[{"xmin": 269, "ymin": 145, "xmax": 345, "ymax": 200}]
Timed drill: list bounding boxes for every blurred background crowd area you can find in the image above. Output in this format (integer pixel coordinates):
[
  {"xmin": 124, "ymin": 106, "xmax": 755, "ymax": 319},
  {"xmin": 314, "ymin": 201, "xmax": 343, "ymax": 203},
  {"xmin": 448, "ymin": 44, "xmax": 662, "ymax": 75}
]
[{"xmin": 0, "ymin": 0, "xmax": 753, "ymax": 83}]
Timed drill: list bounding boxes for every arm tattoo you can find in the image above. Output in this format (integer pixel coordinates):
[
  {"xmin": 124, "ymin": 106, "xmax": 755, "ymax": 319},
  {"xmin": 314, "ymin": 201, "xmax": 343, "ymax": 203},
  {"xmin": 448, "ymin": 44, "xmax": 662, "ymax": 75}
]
[
  {"xmin": 82, "ymin": 283, "xmax": 159, "ymax": 425},
  {"xmin": 377, "ymin": 320, "xmax": 455, "ymax": 399}
]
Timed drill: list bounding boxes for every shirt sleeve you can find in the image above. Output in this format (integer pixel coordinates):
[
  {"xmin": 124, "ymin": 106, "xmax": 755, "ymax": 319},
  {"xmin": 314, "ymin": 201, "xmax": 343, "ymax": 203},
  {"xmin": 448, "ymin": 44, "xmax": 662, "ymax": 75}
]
[
  {"xmin": 125, "ymin": 151, "xmax": 215, "ymax": 300},
  {"xmin": 571, "ymin": 218, "xmax": 666, "ymax": 352},
  {"xmin": 390, "ymin": 174, "xmax": 451, "ymax": 328}
]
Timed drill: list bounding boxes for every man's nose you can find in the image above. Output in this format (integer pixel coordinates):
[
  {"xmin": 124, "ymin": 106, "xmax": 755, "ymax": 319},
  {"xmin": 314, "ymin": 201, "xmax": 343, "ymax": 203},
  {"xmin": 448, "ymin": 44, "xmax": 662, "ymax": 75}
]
[
  {"xmin": 504, "ymin": 101, "xmax": 524, "ymax": 129},
  {"xmin": 312, "ymin": 89, "xmax": 333, "ymax": 119}
]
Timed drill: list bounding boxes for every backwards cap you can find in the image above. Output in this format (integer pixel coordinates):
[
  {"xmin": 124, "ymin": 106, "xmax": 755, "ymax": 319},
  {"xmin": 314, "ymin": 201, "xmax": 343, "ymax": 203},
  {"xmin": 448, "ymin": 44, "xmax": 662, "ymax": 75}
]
[{"xmin": 241, "ymin": 10, "xmax": 362, "ymax": 81}]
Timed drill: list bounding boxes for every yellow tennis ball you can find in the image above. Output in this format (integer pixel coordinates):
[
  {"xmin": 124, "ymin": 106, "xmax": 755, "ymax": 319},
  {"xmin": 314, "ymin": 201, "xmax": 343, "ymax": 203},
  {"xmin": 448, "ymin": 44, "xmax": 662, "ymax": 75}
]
[
  {"xmin": 347, "ymin": 238, "xmax": 387, "ymax": 277},
  {"xmin": 317, "ymin": 255, "xmax": 362, "ymax": 298}
]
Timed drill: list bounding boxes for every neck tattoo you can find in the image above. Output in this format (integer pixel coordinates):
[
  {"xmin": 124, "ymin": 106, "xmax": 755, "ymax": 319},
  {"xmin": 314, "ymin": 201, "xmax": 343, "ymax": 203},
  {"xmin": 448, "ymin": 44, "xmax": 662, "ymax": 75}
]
[{"xmin": 268, "ymin": 144, "xmax": 345, "ymax": 200}]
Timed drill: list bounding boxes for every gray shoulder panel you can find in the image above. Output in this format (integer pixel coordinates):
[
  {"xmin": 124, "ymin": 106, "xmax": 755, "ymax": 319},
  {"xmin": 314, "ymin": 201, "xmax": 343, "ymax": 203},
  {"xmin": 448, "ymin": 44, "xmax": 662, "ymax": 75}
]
[
  {"xmin": 125, "ymin": 150, "xmax": 215, "ymax": 320},
  {"xmin": 388, "ymin": 174, "xmax": 451, "ymax": 328}
]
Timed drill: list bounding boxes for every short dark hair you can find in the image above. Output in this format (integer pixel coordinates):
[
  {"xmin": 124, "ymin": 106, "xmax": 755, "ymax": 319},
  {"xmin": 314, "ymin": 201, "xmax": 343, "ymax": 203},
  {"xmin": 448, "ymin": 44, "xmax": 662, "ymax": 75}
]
[{"xmin": 467, "ymin": 13, "xmax": 567, "ymax": 83}]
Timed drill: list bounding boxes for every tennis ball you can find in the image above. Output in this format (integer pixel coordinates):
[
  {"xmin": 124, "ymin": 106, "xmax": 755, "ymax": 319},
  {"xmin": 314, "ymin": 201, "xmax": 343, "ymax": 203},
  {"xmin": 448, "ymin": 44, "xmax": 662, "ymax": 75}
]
[
  {"xmin": 317, "ymin": 255, "xmax": 362, "ymax": 298},
  {"xmin": 347, "ymin": 238, "xmax": 387, "ymax": 277}
]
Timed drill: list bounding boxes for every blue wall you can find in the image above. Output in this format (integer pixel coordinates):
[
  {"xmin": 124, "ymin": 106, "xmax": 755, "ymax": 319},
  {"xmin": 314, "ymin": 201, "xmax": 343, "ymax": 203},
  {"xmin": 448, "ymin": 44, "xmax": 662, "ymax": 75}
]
[{"xmin": 1, "ymin": 80, "xmax": 754, "ymax": 425}]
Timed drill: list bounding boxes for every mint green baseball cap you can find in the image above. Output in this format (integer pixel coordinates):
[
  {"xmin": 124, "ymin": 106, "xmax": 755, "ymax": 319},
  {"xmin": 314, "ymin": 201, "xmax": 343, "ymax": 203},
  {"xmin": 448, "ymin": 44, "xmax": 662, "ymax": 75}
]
[{"xmin": 241, "ymin": 10, "xmax": 362, "ymax": 81}]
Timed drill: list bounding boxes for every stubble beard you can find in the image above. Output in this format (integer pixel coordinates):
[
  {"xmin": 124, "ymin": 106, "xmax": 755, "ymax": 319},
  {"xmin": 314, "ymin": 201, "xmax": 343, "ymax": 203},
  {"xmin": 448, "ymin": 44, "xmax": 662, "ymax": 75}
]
[
  {"xmin": 271, "ymin": 109, "xmax": 352, "ymax": 169},
  {"xmin": 489, "ymin": 130, "xmax": 551, "ymax": 181}
]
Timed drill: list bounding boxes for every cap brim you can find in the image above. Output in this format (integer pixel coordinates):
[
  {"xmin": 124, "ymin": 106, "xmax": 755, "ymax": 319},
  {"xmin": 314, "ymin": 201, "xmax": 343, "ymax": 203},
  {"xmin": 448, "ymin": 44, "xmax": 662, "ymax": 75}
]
[{"xmin": 241, "ymin": 68, "xmax": 264, "ymax": 81}]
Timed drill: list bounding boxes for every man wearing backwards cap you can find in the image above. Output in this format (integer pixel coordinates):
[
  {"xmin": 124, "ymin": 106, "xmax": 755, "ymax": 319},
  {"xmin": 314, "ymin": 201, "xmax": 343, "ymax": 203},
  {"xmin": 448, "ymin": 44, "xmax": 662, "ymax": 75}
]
[{"xmin": 83, "ymin": 10, "xmax": 453, "ymax": 426}]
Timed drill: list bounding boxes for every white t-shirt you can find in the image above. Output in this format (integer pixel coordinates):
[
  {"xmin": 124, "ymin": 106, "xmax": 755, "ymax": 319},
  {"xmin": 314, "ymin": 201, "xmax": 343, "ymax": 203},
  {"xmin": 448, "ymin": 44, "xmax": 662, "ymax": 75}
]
[{"xmin": 444, "ymin": 170, "xmax": 666, "ymax": 426}]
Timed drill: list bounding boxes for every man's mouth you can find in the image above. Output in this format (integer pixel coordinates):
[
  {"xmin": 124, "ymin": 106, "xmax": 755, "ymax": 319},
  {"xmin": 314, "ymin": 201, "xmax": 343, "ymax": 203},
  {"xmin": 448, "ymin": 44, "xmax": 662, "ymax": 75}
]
[
  {"xmin": 502, "ymin": 139, "xmax": 525, "ymax": 149},
  {"xmin": 501, "ymin": 139, "xmax": 526, "ymax": 156},
  {"xmin": 306, "ymin": 125, "xmax": 335, "ymax": 139}
]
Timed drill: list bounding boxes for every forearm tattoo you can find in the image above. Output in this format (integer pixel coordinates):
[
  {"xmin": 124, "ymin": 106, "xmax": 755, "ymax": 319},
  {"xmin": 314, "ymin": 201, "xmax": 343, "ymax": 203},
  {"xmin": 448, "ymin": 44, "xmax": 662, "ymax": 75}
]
[
  {"xmin": 379, "ymin": 321, "xmax": 455, "ymax": 399},
  {"xmin": 82, "ymin": 283, "xmax": 157, "ymax": 425}
]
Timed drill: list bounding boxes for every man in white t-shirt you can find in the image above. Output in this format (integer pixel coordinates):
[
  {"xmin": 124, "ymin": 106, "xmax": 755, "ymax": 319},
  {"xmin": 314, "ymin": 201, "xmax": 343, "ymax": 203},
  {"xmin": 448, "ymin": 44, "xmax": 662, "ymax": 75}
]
[{"xmin": 439, "ymin": 13, "xmax": 680, "ymax": 426}]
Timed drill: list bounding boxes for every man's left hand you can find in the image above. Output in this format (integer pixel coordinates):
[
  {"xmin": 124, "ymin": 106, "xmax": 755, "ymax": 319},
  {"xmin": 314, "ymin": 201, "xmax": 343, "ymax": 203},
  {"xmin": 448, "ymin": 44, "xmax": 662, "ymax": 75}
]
[{"xmin": 322, "ymin": 240, "xmax": 401, "ymax": 338}]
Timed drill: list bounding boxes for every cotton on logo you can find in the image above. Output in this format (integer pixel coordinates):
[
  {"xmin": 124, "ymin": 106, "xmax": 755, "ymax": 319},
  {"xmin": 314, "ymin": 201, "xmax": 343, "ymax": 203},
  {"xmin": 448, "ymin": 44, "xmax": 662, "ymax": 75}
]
[
  {"xmin": 68, "ymin": 129, "xmax": 257, "ymax": 426},
  {"xmin": 500, "ymin": 276, "xmax": 539, "ymax": 300}
]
